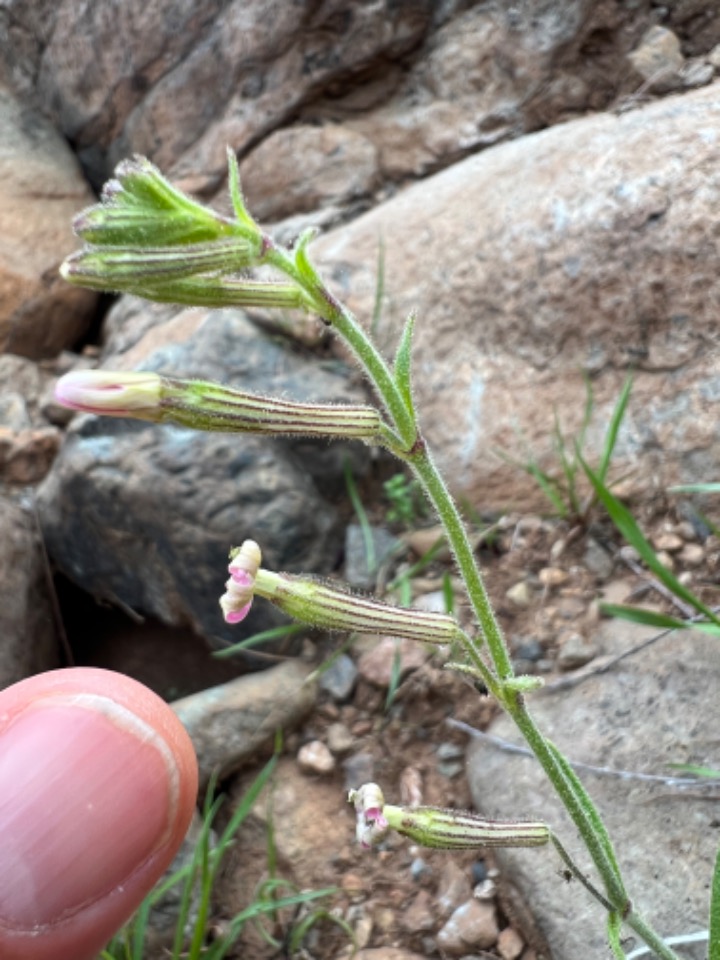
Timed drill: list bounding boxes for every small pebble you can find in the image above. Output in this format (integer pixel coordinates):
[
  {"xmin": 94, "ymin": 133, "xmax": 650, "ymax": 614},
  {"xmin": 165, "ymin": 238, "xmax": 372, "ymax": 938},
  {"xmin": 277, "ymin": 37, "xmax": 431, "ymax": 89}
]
[
  {"xmin": 679, "ymin": 542, "xmax": 705, "ymax": 567},
  {"xmin": 513, "ymin": 637, "xmax": 543, "ymax": 661},
  {"xmin": 656, "ymin": 550, "xmax": 675, "ymax": 571},
  {"xmin": 319, "ymin": 653, "xmax": 358, "ymax": 701},
  {"xmin": 354, "ymin": 913, "xmax": 373, "ymax": 949},
  {"xmin": 297, "ymin": 739, "xmax": 335, "ymax": 774},
  {"xmin": 401, "ymin": 889, "xmax": 435, "ymax": 930},
  {"xmin": 498, "ymin": 926, "xmax": 525, "ymax": 960},
  {"xmin": 506, "ymin": 581, "xmax": 532, "ymax": 607},
  {"xmin": 473, "ymin": 877, "xmax": 497, "ymax": 900},
  {"xmin": 538, "ymin": 566, "xmax": 568, "ymax": 587},
  {"xmin": 437, "ymin": 741, "xmax": 465, "ymax": 761},
  {"xmin": 675, "ymin": 520, "xmax": 698, "ymax": 541},
  {"xmin": 437, "ymin": 862, "xmax": 472, "ymax": 920},
  {"xmin": 557, "ymin": 632, "xmax": 598, "ymax": 671},
  {"xmin": 653, "ymin": 532, "xmax": 683, "ymax": 552},
  {"xmin": 326, "ymin": 721, "xmax": 354, "ymax": 754},
  {"xmin": 437, "ymin": 899, "xmax": 499, "ymax": 954},
  {"xmin": 410, "ymin": 857, "xmax": 432, "ymax": 882},
  {"xmin": 583, "ymin": 537, "xmax": 614, "ymax": 578},
  {"xmin": 619, "ymin": 545, "xmax": 640, "ymax": 563}
]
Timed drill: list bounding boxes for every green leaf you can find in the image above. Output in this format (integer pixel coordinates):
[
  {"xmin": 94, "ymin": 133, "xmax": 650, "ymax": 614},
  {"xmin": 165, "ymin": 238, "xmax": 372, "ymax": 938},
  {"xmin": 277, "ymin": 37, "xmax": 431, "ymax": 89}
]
[
  {"xmin": 667, "ymin": 762, "xmax": 720, "ymax": 779},
  {"xmin": 581, "ymin": 455, "xmax": 720, "ymax": 628},
  {"xmin": 74, "ymin": 155, "xmax": 242, "ymax": 247},
  {"xmin": 607, "ymin": 911, "xmax": 626, "ymax": 960},
  {"xmin": 669, "ymin": 483, "xmax": 720, "ymax": 494},
  {"xmin": 710, "ymin": 845, "xmax": 720, "ymax": 960},
  {"xmin": 344, "ymin": 457, "xmax": 376, "ymax": 573},
  {"xmin": 213, "ymin": 622, "xmax": 306, "ymax": 658},
  {"xmin": 371, "ymin": 235, "xmax": 386, "ymax": 336},
  {"xmin": 545, "ymin": 740, "xmax": 627, "ymax": 904},
  {"xmin": 600, "ymin": 603, "xmax": 720, "ymax": 636},
  {"xmin": 293, "ymin": 227, "xmax": 321, "ymax": 285},
  {"xmin": 598, "ymin": 374, "xmax": 632, "ymax": 485},
  {"xmin": 393, "ymin": 311, "xmax": 416, "ymax": 416},
  {"xmin": 226, "ymin": 146, "xmax": 257, "ymax": 232}
]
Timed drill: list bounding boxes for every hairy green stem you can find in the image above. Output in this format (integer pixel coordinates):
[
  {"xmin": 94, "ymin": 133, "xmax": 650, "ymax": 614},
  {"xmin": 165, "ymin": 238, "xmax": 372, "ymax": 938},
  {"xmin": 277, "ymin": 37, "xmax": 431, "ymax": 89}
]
[
  {"xmin": 624, "ymin": 911, "xmax": 684, "ymax": 960},
  {"xmin": 263, "ymin": 244, "xmax": 417, "ymax": 447},
  {"xmin": 280, "ymin": 261, "xmax": 679, "ymax": 957}
]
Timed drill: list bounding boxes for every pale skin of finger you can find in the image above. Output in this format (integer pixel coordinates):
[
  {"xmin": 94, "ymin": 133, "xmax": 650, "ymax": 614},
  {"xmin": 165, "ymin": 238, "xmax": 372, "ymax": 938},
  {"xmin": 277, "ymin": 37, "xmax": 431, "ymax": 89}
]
[{"xmin": 0, "ymin": 667, "xmax": 198, "ymax": 960}]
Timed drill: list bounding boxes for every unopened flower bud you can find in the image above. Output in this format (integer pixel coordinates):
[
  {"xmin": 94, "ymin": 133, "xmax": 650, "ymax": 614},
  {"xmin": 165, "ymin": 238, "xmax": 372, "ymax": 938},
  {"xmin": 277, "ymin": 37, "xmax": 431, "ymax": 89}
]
[
  {"xmin": 72, "ymin": 155, "xmax": 256, "ymax": 248},
  {"xmin": 54, "ymin": 370, "xmax": 162, "ymax": 417},
  {"xmin": 348, "ymin": 782, "xmax": 549, "ymax": 851},
  {"xmin": 61, "ymin": 238, "xmax": 258, "ymax": 292},
  {"xmin": 250, "ymin": 569, "xmax": 464, "ymax": 644},
  {"xmin": 220, "ymin": 541, "xmax": 262, "ymax": 624},
  {"xmin": 55, "ymin": 371, "xmax": 384, "ymax": 443}
]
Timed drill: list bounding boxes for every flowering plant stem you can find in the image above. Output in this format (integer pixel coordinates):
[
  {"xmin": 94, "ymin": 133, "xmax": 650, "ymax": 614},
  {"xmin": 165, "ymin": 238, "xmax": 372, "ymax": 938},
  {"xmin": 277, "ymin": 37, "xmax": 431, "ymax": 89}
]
[
  {"xmin": 60, "ymin": 154, "xmax": 683, "ymax": 959},
  {"xmin": 276, "ymin": 246, "xmax": 681, "ymax": 960}
]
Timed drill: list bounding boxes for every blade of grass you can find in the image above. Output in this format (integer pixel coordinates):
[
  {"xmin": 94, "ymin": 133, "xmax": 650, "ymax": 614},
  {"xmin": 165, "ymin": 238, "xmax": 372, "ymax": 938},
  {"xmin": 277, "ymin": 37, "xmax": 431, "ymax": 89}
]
[
  {"xmin": 669, "ymin": 483, "xmax": 720, "ymax": 494},
  {"xmin": 344, "ymin": 457, "xmax": 376, "ymax": 573},
  {"xmin": 601, "ymin": 603, "xmax": 720, "ymax": 635},
  {"xmin": 711, "ymin": 849, "xmax": 720, "ymax": 960},
  {"xmin": 287, "ymin": 908, "xmax": 357, "ymax": 955},
  {"xmin": 597, "ymin": 374, "xmax": 632, "ymax": 485},
  {"xmin": 386, "ymin": 535, "xmax": 445, "ymax": 591},
  {"xmin": 442, "ymin": 571, "xmax": 455, "ymax": 615},
  {"xmin": 370, "ymin": 236, "xmax": 385, "ymax": 337},
  {"xmin": 214, "ymin": 622, "xmax": 306, "ymax": 658},
  {"xmin": 581, "ymin": 455, "xmax": 720, "ymax": 628}
]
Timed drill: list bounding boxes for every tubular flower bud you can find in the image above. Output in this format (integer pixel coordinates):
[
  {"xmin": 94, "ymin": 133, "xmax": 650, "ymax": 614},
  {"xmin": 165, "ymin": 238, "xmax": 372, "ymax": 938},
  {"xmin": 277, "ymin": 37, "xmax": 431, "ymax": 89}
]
[
  {"xmin": 54, "ymin": 370, "xmax": 162, "ymax": 417},
  {"xmin": 219, "ymin": 541, "xmax": 464, "ymax": 642},
  {"xmin": 60, "ymin": 238, "xmax": 259, "ymax": 292},
  {"xmin": 348, "ymin": 783, "xmax": 390, "ymax": 848},
  {"xmin": 348, "ymin": 782, "xmax": 550, "ymax": 851},
  {"xmin": 71, "ymin": 155, "xmax": 255, "ymax": 248},
  {"xmin": 252, "ymin": 571, "xmax": 463, "ymax": 644},
  {"xmin": 60, "ymin": 154, "xmax": 280, "ymax": 306},
  {"xmin": 55, "ymin": 370, "xmax": 385, "ymax": 443},
  {"xmin": 219, "ymin": 541, "xmax": 263, "ymax": 624}
]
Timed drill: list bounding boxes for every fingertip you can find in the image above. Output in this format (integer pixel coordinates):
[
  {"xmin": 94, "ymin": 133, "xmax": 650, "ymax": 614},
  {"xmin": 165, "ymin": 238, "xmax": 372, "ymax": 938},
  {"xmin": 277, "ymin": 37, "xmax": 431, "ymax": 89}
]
[{"xmin": 0, "ymin": 667, "xmax": 198, "ymax": 960}]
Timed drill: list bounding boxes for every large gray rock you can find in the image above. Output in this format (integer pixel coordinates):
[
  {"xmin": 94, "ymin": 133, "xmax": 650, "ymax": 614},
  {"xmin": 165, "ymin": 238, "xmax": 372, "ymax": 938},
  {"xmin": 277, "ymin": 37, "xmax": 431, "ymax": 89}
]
[
  {"xmin": 3, "ymin": 1, "xmax": 668, "ymax": 203},
  {"xmin": 172, "ymin": 659, "xmax": 315, "ymax": 787},
  {"xmin": 37, "ymin": 306, "xmax": 370, "ymax": 653},
  {"xmin": 15, "ymin": 0, "xmax": 433, "ymax": 191},
  {"xmin": 0, "ymin": 495, "xmax": 58, "ymax": 688},
  {"xmin": 314, "ymin": 82, "xmax": 720, "ymax": 508},
  {"xmin": 466, "ymin": 621, "xmax": 720, "ymax": 960},
  {"xmin": 0, "ymin": 86, "xmax": 97, "ymax": 358}
]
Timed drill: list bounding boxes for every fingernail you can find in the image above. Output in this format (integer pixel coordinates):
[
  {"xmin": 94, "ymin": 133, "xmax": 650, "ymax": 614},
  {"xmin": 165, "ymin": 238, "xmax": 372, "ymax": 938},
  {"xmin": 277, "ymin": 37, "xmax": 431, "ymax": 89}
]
[{"xmin": 0, "ymin": 694, "xmax": 179, "ymax": 930}]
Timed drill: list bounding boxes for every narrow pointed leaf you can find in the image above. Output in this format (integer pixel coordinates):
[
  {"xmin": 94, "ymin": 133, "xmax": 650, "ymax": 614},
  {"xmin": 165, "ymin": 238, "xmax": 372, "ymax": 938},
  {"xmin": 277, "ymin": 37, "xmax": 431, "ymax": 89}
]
[
  {"xmin": 580, "ymin": 455, "xmax": 720, "ymax": 628},
  {"xmin": 598, "ymin": 374, "xmax": 633, "ymax": 484},
  {"xmin": 394, "ymin": 311, "xmax": 416, "ymax": 415},
  {"xmin": 710, "ymin": 845, "xmax": 720, "ymax": 960},
  {"xmin": 601, "ymin": 603, "xmax": 720, "ymax": 635}
]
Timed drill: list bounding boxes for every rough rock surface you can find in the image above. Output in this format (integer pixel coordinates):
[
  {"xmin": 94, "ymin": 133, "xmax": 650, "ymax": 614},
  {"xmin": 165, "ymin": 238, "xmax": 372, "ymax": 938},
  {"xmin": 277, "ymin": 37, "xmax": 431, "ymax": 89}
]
[
  {"xmin": 314, "ymin": 82, "xmax": 720, "ymax": 507},
  {"xmin": 466, "ymin": 621, "xmax": 720, "ymax": 960},
  {"xmin": 2, "ymin": 1, "xmax": 681, "ymax": 199},
  {"xmin": 0, "ymin": 87, "xmax": 97, "ymax": 358},
  {"xmin": 36, "ymin": 307, "xmax": 371, "ymax": 650},
  {"xmin": 0, "ymin": 495, "xmax": 58, "ymax": 687},
  {"xmin": 172, "ymin": 659, "xmax": 315, "ymax": 787}
]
